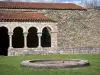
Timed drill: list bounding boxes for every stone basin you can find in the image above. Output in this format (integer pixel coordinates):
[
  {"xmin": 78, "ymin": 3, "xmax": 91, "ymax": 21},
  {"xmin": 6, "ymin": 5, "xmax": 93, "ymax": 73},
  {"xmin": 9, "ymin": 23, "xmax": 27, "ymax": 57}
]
[{"xmin": 21, "ymin": 59, "xmax": 89, "ymax": 69}]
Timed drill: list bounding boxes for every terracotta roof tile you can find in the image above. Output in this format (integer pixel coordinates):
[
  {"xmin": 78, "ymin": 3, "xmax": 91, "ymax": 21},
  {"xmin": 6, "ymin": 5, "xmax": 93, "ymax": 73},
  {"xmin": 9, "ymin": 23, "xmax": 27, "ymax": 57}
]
[
  {"xmin": 0, "ymin": 2, "xmax": 85, "ymax": 10},
  {"xmin": 0, "ymin": 12, "xmax": 54, "ymax": 22}
]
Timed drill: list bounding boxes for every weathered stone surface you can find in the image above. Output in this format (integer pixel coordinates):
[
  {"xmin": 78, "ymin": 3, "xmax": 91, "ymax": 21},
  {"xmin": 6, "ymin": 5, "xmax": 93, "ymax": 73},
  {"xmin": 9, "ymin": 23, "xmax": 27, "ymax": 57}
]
[
  {"xmin": 8, "ymin": 47, "xmax": 58, "ymax": 56},
  {"xmin": 21, "ymin": 59, "xmax": 89, "ymax": 69},
  {"xmin": 39, "ymin": 9, "xmax": 100, "ymax": 48},
  {"xmin": 1, "ymin": 8, "xmax": 100, "ymax": 55},
  {"xmin": 1, "ymin": 9, "xmax": 100, "ymax": 48}
]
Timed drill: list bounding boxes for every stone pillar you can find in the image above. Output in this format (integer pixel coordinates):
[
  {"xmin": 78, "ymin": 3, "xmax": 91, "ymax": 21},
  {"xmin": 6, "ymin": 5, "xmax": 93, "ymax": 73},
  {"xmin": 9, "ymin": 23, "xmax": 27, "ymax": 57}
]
[
  {"xmin": 51, "ymin": 32, "xmax": 57, "ymax": 48},
  {"xmin": 8, "ymin": 32, "xmax": 13, "ymax": 49},
  {"xmin": 37, "ymin": 33, "xmax": 42, "ymax": 48},
  {"xmin": 24, "ymin": 32, "xmax": 28, "ymax": 48}
]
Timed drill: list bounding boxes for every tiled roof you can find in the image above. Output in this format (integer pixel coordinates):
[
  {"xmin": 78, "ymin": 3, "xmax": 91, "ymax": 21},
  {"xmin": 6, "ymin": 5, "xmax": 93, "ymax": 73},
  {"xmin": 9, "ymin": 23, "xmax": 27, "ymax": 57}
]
[
  {"xmin": 0, "ymin": 12, "xmax": 54, "ymax": 22},
  {"xmin": 0, "ymin": 2, "xmax": 85, "ymax": 10}
]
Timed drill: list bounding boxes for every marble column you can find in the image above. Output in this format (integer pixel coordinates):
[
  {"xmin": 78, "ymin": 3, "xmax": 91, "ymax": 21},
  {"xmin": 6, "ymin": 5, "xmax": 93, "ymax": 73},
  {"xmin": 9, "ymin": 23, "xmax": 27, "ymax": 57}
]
[
  {"xmin": 37, "ymin": 33, "xmax": 42, "ymax": 48},
  {"xmin": 24, "ymin": 32, "xmax": 28, "ymax": 48},
  {"xmin": 9, "ymin": 32, "xmax": 13, "ymax": 48}
]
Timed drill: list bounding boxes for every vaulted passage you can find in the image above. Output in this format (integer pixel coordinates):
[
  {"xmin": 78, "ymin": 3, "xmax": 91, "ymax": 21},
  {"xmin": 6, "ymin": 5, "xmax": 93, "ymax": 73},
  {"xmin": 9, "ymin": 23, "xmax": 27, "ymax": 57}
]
[
  {"xmin": 0, "ymin": 27, "xmax": 9, "ymax": 56},
  {"xmin": 41, "ymin": 27, "xmax": 51, "ymax": 47},
  {"xmin": 27, "ymin": 27, "xmax": 38, "ymax": 48},
  {"xmin": 12, "ymin": 27, "xmax": 24, "ymax": 48}
]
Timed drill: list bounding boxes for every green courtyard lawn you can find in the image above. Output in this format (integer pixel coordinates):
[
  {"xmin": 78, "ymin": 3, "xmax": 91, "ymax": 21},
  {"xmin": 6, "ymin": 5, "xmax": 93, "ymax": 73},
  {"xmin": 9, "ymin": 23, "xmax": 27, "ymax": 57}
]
[{"xmin": 0, "ymin": 54, "xmax": 100, "ymax": 75}]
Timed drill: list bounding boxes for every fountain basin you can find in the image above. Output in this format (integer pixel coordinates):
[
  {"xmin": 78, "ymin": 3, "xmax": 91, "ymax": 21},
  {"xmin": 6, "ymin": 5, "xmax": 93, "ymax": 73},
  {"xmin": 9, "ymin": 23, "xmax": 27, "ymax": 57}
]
[{"xmin": 21, "ymin": 59, "xmax": 89, "ymax": 69}]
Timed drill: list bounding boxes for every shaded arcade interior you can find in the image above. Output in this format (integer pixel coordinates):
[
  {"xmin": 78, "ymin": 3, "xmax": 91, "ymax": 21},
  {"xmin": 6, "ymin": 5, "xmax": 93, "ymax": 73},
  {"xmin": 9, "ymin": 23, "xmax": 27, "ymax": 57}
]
[
  {"xmin": 0, "ymin": 27, "xmax": 9, "ymax": 56},
  {"xmin": 27, "ymin": 27, "xmax": 38, "ymax": 48},
  {"xmin": 0, "ymin": 27, "xmax": 51, "ymax": 56},
  {"xmin": 41, "ymin": 27, "xmax": 51, "ymax": 47},
  {"xmin": 12, "ymin": 27, "xmax": 24, "ymax": 48}
]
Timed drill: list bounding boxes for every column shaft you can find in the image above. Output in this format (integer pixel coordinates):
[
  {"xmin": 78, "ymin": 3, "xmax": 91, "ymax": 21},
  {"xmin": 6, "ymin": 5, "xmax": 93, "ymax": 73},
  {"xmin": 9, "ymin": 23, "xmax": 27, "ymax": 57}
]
[
  {"xmin": 51, "ymin": 32, "xmax": 57, "ymax": 48},
  {"xmin": 24, "ymin": 32, "xmax": 28, "ymax": 48},
  {"xmin": 38, "ymin": 33, "xmax": 42, "ymax": 48},
  {"xmin": 9, "ymin": 32, "xmax": 13, "ymax": 48},
  {"xmin": 24, "ymin": 36, "xmax": 27, "ymax": 48}
]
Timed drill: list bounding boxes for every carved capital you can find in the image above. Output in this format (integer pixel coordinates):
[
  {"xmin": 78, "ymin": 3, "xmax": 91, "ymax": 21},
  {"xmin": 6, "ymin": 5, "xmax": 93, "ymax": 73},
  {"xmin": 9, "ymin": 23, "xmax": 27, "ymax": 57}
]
[
  {"xmin": 37, "ymin": 33, "xmax": 42, "ymax": 37},
  {"xmin": 23, "ymin": 32, "xmax": 28, "ymax": 37},
  {"xmin": 8, "ymin": 32, "xmax": 13, "ymax": 36}
]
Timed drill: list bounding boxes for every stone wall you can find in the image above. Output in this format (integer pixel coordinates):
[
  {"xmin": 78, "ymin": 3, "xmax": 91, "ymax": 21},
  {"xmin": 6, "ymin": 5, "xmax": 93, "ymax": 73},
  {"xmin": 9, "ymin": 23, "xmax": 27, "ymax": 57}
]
[
  {"xmin": 8, "ymin": 47, "xmax": 100, "ymax": 56},
  {"xmin": 1, "ymin": 8, "xmax": 100, "ymax": 49},
  {"xmin": 8, "ymin": 48, "xmax": 58, "ymax": 56},
  {"xmin": 37, "ymin": 9, "xmax": 100, "ymax": 49}
]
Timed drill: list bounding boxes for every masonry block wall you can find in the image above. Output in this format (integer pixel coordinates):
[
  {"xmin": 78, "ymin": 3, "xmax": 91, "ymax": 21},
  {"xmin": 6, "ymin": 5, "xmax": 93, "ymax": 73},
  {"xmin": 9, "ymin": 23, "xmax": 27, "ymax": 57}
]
[
  {"xmin": 37, "ymin": 9, "xmax": 100, "ymax": 49},
  {"xmin": 1, "ymin": 8, "xmax": 100, "ymax": 52}
]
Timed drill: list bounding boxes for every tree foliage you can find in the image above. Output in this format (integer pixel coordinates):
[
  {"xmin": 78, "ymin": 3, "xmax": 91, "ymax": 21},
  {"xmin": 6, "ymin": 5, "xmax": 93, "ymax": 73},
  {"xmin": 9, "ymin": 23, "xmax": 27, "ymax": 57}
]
[{"xmin": 84, "ymin": 0, "xmax": 97, "ymax": 8}]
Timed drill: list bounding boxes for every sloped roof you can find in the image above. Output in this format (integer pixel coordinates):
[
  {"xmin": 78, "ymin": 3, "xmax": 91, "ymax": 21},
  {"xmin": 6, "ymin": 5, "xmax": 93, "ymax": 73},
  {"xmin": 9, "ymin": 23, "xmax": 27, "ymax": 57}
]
[
  {"xmin": 0, "ymin": 12, "xmax": 54, "ymax": 22},
  {"xmin": 0, "ymin": 2, "xmax": 85, "ymax": 10}
]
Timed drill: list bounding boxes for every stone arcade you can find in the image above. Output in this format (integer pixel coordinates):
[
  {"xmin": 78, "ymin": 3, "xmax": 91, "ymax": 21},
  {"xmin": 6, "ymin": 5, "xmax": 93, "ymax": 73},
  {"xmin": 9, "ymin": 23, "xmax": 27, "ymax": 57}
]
[
  {"xmin": 0, "ymin": 12, "xmax": 57, "ymax": 56},
  {"xmin": 0, "ymin": 2, "xmax": 100, "ymax": 56}
]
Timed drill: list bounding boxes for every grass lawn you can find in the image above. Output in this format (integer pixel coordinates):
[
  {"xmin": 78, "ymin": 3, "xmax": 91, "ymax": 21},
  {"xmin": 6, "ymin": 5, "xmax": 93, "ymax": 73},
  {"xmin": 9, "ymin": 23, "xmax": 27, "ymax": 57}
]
[{"xmin": 0, "ymin": 54, "xmax": 100, "ymax": 75}]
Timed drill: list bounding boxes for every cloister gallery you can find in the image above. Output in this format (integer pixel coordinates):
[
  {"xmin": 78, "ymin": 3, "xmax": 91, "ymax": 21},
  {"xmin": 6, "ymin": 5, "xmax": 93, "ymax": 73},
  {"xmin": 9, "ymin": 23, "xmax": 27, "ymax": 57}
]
[
  {"xmin": 0, "ymin": 2, "xmax": 61, "ymax": 56},
  {"xmin": 0, "ymin": 23, "xmax": 57, "ymax": 56},
  {"xmin": 0, "ymin": 12, "xmax": 57, "ymax": 56}
]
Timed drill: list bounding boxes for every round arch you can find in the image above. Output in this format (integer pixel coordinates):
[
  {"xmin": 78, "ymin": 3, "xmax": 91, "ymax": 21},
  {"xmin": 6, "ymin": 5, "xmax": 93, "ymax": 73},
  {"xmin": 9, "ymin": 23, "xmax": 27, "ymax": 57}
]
[
  {"xmin": 12, "ymin": 26, "xmax": 25, "ymax": 32},
  {"xmin": 27, "ymin": 26, "xmax": 39, "ymax": 33},
  {"xmin": 41, "ymin": 27, "xmax": 51, "ymax": 47},
  {"xmin": 12, "ymin": 27, "xmax": 24, "ymax": 48},
  {"xmin": 27, "ymin": 27, "xmax": 38, "ymax": 48},
  {"xmin": 0, "ymin": 27, "xmax": 9, "ymax": 56},
  {"xmin": 42, "ymin": 26, "xmax": 52, "ymax": 32},
  {"xmin": 0, "ymin": 26, "xmax": 10, "ymax": 32}
]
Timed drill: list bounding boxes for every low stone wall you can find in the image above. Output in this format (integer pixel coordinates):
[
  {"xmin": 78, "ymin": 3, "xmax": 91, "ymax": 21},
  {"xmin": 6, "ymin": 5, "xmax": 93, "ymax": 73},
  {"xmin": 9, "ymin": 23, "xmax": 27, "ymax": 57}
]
[
  {"xmin": 8, "ymin": 47, "xmax": 100, "ymax": 56},
  {"xmin": 8, "ymin": 48, "xmax": 58, "ymax": 56},
  {"xmin": 58, "ymin": 47, "xmax": 100, "ymax": 54}
]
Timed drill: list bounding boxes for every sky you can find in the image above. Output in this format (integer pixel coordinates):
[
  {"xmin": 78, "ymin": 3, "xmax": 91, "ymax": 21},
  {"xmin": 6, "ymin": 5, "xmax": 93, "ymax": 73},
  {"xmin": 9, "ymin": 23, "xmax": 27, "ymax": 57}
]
[
  {"xmin": 0, "ymin": 0, "xmax": 99, "ymax": 6},
  {"xmin": 0, "ymin": 0, "xmax": 83, "ymax": 5},
  {"xmin": 0, "ymin": 0, "xmax": 83, "ymax": 3}
]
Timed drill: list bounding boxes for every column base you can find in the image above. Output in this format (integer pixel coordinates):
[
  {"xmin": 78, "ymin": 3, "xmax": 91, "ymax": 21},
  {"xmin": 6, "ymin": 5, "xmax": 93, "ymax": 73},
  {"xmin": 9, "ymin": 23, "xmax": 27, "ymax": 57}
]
[
  {"xmin": 38, "ymin": 46, "xmax": 42, "ymax": 48},
  {"xmin": 24, "ymin": 47, "xmax": 28, "ymax": 49},
  {"xmin": 9, "ymin": 47, "xmax": 13, "ymax": 49}
]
